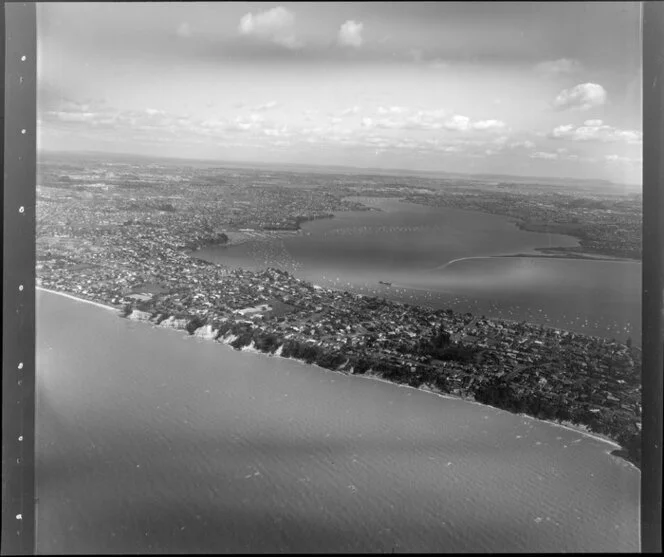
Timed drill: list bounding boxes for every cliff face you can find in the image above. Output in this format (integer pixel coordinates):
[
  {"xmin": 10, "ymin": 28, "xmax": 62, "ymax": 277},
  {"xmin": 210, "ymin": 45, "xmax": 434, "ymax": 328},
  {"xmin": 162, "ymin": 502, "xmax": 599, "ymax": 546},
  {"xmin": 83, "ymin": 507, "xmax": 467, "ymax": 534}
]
[
  {"xmin": 194, "ymin": 324, "xmax": 218, "ymax": 340},
  {"xmin": 128, "ymin": 309, "xmax": 153, "ymax": 321},
  {"xmin": 159, "ymin": 316, "xmax": 189, "ymax": 330}
]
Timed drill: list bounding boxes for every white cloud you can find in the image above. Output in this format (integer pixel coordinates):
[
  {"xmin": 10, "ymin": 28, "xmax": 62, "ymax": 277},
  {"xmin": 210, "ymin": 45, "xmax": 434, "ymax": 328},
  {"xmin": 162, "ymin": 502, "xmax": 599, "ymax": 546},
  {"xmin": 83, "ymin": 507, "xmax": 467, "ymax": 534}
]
[
  {"xmin": 550, "ymin": 120, "xmax": 642, "ymax": 144},
  {"xmin": 509, "ymin": 140, "xmax": 536, "ymax": 150},
  {"xmin": 238, "ymin": 6, "xmax": 302, "ymax": 49},
  {"xmin": 445, "ymin": 115, "xmax": 471, "ymax": 131},
  {"xmin": 377, "ymin": 106, "xmax": 407, "ymax": 115},
  {"xmin": 302, "ymin": 109, "xmax": 318, "ymax": 121},
  {"xmin": 440, "ymin": 145, "xmax": 463, "ymax": 153},
  {"xmin": 445, "ymin": 115, "xmax": 506, "ymax": 132},
  {"xmin": 605, "ymin": 154, "xmax": 642, "ymax": 165},
  {"xmin": 49, "ymin": 111, "xmax": 98, "ymax": 123},
  {"xmin": 250, "ymin": 101, "xmax": 279, "ymax": 112},
  {"xmin": 472, "ymin": 119, "xmax": 506, "ymax": 131},
  {"xmin": 338, "ymin": 20, "xmax": 364, "ymax": 48},
  {"xmin": 340, "ymin": 106, "xmax": 360, "ymax": 116},
  {"xmin": 552, "ymin": 83, "xmax": 607, "ymax": 111},
  {"xmin": 535, "ymin": 58, "xmax": 582, "ymax": 76},
  {"xmin": 263, "ymin": 125, "xmax": 290, "ymax": 137},
  {"xmin": 530, "ymin": 151, "xmax": 559, "ymax": 160},
  {"xmin": 362, "ymin": 108, "xmax": 505, "ymax": 133},
  {"xmin": 176, "ymin": 22, "xmax": 191, "ymax": 38},
  {"xmin": 230, "ymin": 113, "xmax": 265, "ymax": 132}
]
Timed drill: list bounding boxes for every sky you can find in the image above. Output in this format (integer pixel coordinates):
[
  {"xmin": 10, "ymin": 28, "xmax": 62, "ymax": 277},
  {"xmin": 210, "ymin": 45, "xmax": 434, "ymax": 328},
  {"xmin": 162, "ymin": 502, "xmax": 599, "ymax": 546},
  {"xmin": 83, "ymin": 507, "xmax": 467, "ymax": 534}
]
[{"xmin": 37, "ymin": 2, "xmax": 642, "ymax": 184}]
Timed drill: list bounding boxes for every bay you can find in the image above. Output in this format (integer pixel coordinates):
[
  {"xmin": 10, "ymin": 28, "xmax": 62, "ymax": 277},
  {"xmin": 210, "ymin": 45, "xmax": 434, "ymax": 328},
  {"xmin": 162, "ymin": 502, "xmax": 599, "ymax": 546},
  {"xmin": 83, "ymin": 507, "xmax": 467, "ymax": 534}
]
[
  {"xmin": 36, "ymin": 290, "xmax": 639, "ymax": 553},
  {"xmin": 197, "ymin": 198, "xmax": 641, "ymax": 342}
]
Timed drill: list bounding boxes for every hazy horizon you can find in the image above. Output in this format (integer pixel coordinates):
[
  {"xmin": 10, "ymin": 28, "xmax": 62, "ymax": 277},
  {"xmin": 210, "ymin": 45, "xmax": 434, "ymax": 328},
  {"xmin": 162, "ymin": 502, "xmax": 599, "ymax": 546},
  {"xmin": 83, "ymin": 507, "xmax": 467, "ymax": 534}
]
[
  {"xmin": 38, "ymin": 2, "xmax": 642, "ymax": 184},
  {"xmin": 38, "ymin": 147, "xmax": 642, "ymax": 190}
]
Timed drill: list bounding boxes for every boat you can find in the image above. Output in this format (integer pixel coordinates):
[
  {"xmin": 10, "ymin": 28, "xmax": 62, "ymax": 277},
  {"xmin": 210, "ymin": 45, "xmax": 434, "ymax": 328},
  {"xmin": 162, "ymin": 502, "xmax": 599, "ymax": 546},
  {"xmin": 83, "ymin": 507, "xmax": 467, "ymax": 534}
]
[{"xmin": 378, "ymin": 280, "xmax": 392, "ymax": 286}]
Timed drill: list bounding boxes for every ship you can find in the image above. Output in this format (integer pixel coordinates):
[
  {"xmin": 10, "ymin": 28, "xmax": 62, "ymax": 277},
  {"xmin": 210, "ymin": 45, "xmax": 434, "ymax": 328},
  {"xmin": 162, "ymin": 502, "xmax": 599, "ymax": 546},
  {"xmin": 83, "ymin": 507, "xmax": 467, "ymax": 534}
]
[{"xmin": 378, "ymin": 280, "xmax": 392, "ymax": 286}]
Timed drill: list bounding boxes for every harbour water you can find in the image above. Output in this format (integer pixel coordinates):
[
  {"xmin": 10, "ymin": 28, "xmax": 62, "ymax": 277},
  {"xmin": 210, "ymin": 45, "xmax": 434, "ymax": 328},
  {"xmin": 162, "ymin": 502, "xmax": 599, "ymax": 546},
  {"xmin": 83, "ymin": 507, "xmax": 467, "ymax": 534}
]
[
  {"xmin": 197, "ymin": 199, "xmax": 641, "ymax": 343},
  {"xmin": 36, "ymin": 290, "xmax": 639, "ymax": 553}
]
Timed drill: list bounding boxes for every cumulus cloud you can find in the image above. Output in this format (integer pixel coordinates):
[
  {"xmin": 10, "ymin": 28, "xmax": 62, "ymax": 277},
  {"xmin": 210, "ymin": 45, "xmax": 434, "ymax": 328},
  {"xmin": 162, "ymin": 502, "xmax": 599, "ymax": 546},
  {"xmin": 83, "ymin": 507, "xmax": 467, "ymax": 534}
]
[
  {"xmin": 535, "ymin": 58, "xmax": 582, "ymax": 76},
  {"xmin": 509, "ymin": 140, "xmax": 536, "ymax": 150},
  {"xmin": 362, "ymin": 108, "xmax": 505, "ymax": 133},
  {"xmin": 550, "ymin": 120, "xmax": 642, "ymax": 144},
  {"xmin": 605, "ymin": 154, "xmax": 642, "ymax": 165},
  {"xmin": 444, "ymin": 115, "xmax": 506, "ymax": 132},
  {"xmin": 376, "ymin": 106, "xmax": 407, "ymax": 115},
  {"xmin": 49, "ymin": 111, "xmax": 100, "ymax": 123},
  {"xmin": 528, "ymin": 149, "xmax": 594, "ymax": 163},
  {"xmin": 250, "ymin": 101, "xmax": 279, "ymax": 112},
  {"xmin": 552, "ymin": 83, "xmax": 607, "ymax": 111},
  {"xmin": 302, "ymin": 109, "xmax": 318, "ymax": 121},
  {"xmin": 239, "ymin": 6, "xmax": 302, "ymax": 49},
  {"xmin": 263, "ymin": 125, "xmax": 291, "ymax": 138},
  {"xmin": 231, "ymin": 113, "xmax": 265, "ymax": 131},
  {"xmin": 340, "ymin": 106, "xmax": 360, "ymax": 116},
  {"xmin": 338, "ymin": 20, "xmax": 364, "ymax": 48},
  {"xmin": 445, "ymin": 115, "xmax": 470, "ymax": 131},
  {"xmin": 530, "ymin": 151, "xmax": 559, "ymax": 160},
  {"xmin": 471, "ymin": 119, "xmax": 506, "ymax": 131},
  {"xmin": 43, "ymin": 100, "xmax": 203, "ymax": 138}
]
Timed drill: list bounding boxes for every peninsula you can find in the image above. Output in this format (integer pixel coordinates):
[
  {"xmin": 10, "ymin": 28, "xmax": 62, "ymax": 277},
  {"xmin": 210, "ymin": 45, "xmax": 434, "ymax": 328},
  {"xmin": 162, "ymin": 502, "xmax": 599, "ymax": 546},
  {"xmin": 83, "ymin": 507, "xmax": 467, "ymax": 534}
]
[{"xmin": 36, "ymin": 153, "xmax": 643, "ymax": 467}]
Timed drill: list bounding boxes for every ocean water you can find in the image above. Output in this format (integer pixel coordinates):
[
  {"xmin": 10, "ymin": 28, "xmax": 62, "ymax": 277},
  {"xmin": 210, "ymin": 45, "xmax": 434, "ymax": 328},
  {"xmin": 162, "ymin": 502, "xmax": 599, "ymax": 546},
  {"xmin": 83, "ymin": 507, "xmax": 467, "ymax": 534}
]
[
  {"xmin": 197, "ymin": 199, "xmax": 641, "ymax": 342},
  {"xmin": 36, "ymin": 290, "xmax": 639, "ymax": 553}
]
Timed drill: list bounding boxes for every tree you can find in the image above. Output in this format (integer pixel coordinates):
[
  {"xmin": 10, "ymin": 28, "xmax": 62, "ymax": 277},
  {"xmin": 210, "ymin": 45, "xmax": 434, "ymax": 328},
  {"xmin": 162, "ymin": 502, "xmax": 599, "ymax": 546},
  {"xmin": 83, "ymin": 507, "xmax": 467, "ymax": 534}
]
[{"xmin": 186, "ymin": 315, "xmax": 207, "ymax": 334}]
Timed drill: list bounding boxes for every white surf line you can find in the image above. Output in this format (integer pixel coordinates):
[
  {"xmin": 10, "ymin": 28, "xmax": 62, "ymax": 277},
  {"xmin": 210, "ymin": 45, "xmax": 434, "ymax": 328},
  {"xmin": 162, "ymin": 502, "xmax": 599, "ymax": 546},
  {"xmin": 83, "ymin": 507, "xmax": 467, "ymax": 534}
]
[
  {"xmin": 358, "ymin": 372, "xmax": 633, "ymax": 457},
  {"xmin": 47, "ymin": 293, "xmax": 636, "ymax": 465},
  {"xmin": 36, "ymin": 286, "xmax": 120, "ymax": 313},
  {"xmin": 517, "ymin": 413, "xmax": 622, "ymax": 450},
  {"xmin": 185, "ymin": 321, "xmax": 633, "ymax": 459}
]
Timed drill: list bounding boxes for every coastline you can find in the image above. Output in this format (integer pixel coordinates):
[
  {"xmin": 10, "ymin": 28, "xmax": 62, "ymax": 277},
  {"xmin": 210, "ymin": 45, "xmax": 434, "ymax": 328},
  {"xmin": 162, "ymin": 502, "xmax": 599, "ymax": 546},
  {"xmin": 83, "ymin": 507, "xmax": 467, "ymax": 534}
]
[
  {"xmin": 379, "ymin": 195, "xmax": 641, "ymax": 264},
  {"xmin": 36, "ymin": 286, "xmax": 120, "ymax": 313},
  {"xmin": 171, "ymin": 313, "xmax": 638, "ymax": 468},
  {"xmin": 36, "ymin": 287, "xmax": 638, "ymax": 470},
  {"xmin": 500, "ymin": 250, "xmax": 640, "ymax": 263},
  {"xmin": 431, "ymin": 252, "xmax": 639, "ymax": 273},
  {"xmin": 220, "ymin": 339, "xmax": 640, "ymax": 470}
]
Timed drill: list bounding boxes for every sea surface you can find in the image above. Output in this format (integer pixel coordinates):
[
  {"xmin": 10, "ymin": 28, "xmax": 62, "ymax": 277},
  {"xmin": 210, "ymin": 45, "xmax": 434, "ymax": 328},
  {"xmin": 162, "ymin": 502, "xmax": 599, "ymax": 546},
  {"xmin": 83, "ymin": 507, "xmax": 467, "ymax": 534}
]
[
  {"xmin": 197, "ymin": 198, "xmax": 641, "ymax": 342},
  {"xmin": 36, "ymin": 290, "xmax": 640, "ymax": 553}
]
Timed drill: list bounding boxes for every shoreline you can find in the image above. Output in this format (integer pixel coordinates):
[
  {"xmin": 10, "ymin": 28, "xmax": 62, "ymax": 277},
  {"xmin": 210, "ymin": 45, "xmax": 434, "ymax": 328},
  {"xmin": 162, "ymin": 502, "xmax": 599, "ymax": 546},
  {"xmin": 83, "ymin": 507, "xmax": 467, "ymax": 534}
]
[
  {"xmin": 315, "ymin": 280, "xmax": 636, "ymax": 347},
  {"xmin": 431, "ymin": 252, "xmax": 639, "ymax": 273},
  {"xmin": 36, "ymin": 286, "xmax": 120, "ymax": 313},
  {"xmin": 200, "ymin": 334, "xmax": 640, "ymax": 470},
  {"xmin": 165, "ymin": 313, "xmax": 639, "ymax": 469},
  {"xmin": 37, "ymin": 287, "xmax": 639, "ymax": 470},
  {"xmin": 383, "ymin": 195, "xmax": 641, "ymax": 263},
  {"xmin": 500, "ymin": 251, "xmax": 640, "ymax": 263}
]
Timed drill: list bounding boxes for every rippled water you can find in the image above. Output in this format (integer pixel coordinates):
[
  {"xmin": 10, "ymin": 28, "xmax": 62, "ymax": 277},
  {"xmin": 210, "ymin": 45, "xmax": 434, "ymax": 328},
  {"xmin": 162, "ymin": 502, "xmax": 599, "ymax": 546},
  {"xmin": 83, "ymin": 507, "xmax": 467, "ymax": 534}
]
[
  {"xmin": 36, "ymin": 290, "xmax": 639, "ymax": 553},
  {"xmin": 197, "ymin": 199, "xmax": 641, "ymax": 342}
]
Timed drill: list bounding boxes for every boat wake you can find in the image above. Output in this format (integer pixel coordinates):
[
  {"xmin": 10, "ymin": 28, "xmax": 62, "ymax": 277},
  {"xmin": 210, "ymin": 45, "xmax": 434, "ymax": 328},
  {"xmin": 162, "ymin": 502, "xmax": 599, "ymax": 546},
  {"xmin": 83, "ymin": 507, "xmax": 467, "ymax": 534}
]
[{"xmin": 432, "ymin": 255, "xmax": 499, "ymax": 272}]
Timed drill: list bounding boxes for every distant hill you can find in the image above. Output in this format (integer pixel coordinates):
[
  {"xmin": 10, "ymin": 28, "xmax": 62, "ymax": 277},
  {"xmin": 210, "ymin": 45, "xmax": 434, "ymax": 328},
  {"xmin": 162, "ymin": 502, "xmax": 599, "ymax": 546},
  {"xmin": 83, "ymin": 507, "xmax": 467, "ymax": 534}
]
[{"xmin": 38, "ymin": 149, "xmax": 640, "ymax": 191}]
